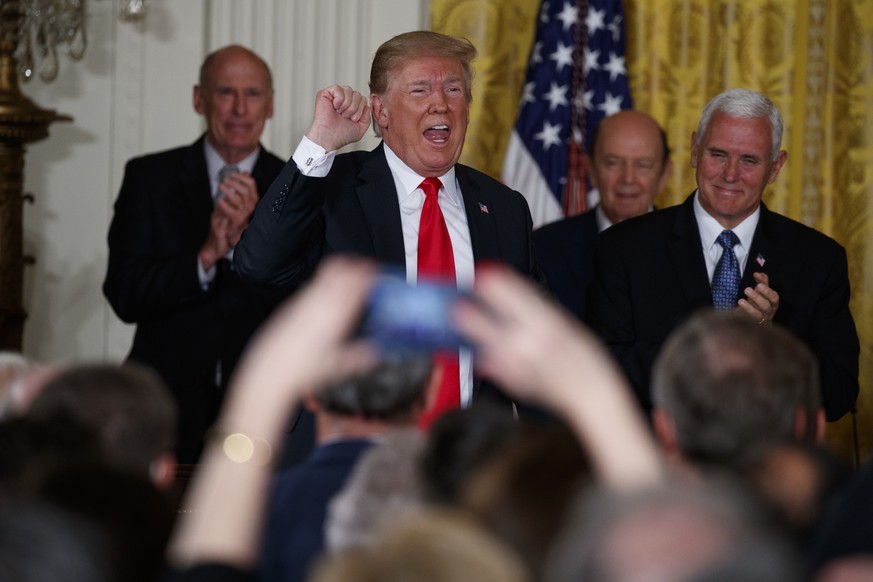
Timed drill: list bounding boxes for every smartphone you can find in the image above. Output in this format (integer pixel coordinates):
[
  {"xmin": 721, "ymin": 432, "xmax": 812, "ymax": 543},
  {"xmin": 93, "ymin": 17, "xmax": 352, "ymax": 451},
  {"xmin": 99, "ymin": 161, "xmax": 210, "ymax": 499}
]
[{"xmin": 361, "ymin": 271, "xmax": 470, "ymax": 356}]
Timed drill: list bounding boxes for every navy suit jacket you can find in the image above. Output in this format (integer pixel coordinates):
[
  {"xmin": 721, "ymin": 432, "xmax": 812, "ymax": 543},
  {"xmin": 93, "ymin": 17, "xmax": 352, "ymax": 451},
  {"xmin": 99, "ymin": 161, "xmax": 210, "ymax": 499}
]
[
  {"xmin": 586, "ymin": 194, "xmax": 859, "ymax": 420},
  {"xmin": 235, "ymin": 143, "xmax": 543, "ymax": 416},
  {"xmin": 103, "ymin": 136, "xmax": 286, "ymax": 462},
  {"xmin": 235, "ymin": 142, "xmax": 542, "ymax": 291},
  {"xmin": 533, "ymin": 208, "xmax": 600, "ymax": 320},
  {"xmin": 260, "ymin": 439, "xmax": 374, "ymax": 582}
]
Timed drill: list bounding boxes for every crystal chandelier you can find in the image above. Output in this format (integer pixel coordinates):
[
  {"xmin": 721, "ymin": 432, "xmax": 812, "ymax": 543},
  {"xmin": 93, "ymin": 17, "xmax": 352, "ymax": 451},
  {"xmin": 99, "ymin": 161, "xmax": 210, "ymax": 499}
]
[{"xmin": 14, "ymin": 0, "xmax": 148, "ymax": 83}]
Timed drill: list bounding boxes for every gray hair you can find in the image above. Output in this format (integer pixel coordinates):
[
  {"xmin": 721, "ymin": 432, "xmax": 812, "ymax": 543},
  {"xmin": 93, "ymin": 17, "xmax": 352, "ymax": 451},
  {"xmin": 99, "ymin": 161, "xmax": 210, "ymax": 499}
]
[
  {"xmin": 695, "ymin": 88, "xmax": 783, "ymax": 160},
  {"xmin": 325, "ymin": 429, "xmax": 426, "ymax": 551},
  {"xmin": 545, "ymin": 480, "xmax": 800, "ymax": 582},
  {"xmin": 652, "ymin": 311, "xmax": 820, "ymax": 466},
  {"xmin": 316, "ymin": 359, "xmax": 433, "ymax": 422}
]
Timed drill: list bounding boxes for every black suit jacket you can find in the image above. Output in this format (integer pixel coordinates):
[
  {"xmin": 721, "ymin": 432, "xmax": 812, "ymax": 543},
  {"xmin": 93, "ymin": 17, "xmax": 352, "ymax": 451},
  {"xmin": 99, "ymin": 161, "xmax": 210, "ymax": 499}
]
[
  {"xmin": 103, "ymin": 136, "xmax": 286, "ymax": 462},
  {"xmin": 235, "ymin": 143, "xmax": 543, "ymax": 411},
  {"xmin": 586, "ymin": 194, "xmax": 859, "ymax": 420},
  {"xmin": 261, "ymin": 439, "xmax": 375, "ymax": 582},
  {"xmin": 235, "ymin": 142, "xmax": 541, "ymax": 290},
  {"xmin": 533, "ymin": 208, "xmax": 600, "ymax": 320}
]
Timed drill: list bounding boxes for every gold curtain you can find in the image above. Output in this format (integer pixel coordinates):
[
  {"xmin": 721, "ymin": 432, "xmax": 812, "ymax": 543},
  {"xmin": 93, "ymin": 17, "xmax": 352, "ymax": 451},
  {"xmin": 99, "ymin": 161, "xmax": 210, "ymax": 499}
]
[{"xmin": 434, "ymin": 0, "xmax": 873, "ymax": 464}]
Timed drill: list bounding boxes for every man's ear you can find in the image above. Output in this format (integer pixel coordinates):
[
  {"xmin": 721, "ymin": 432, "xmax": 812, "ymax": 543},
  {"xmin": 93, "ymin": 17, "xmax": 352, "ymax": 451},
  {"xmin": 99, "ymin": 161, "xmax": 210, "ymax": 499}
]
[
  {"xmin": 794, "ymin": 406, "xmax": 826, "ymax": 444},
  {"xmin": 303, "ymin": 394, "xmax": 321, "ymax": 413},
  {"xmin": 149, "ymin": 453, "xmax": 177, "ymax": 490},
  {"xmin": 370, "ymin": 94, "xmax": 389, "ymax": 130},
  {"xmin": 767, "ymin": 150, "xmax": 788, "ymax": 184},
  {"xmin": 652, "ymin": 407, "xmax": 679, "ymax": 454},
  {"xmin": 193, "ymin": 85, "xmax": 205, "ymax": 115},
  {"xmin": 266, "ymin": 90, "xmax": 275, "ymax": 120}
]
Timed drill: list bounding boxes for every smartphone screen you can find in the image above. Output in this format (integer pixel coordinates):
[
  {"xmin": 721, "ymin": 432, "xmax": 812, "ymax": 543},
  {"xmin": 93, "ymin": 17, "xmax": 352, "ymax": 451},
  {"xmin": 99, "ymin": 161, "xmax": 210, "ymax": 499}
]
[{"xmin": 361, "ymin": 272, "xmax": 469, "ymax": 356}]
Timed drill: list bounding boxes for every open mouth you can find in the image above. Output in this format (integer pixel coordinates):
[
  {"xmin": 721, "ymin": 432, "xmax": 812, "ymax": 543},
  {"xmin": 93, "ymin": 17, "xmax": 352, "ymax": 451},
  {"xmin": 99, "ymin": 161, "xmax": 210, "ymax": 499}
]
[{"xmin": 423, "ymin": 125, "xmax": 450, "ymax": 144}]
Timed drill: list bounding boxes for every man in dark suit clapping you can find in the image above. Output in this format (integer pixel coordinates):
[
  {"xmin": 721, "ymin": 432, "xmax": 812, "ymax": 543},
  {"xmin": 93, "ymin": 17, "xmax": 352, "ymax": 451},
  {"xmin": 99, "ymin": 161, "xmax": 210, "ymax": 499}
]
[
  {"xmin": 586, "ymin": 88, "xmax": 859, "ymax": 421},
  {"xmin": 103, "ymin": 45, "xmax": 286, "ymax": 463}
]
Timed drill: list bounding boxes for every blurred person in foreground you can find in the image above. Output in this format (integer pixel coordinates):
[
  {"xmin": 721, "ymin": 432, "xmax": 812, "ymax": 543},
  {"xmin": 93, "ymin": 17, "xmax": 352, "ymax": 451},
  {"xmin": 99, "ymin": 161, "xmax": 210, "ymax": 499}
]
[
  {"xmin": 545, "ymin": 481, "xmax": 800, "ymax": 582},
  {"xmin": 26, "ymin": 362, "xmax": 178, "ymax": 490},
  {"xmin": 650, "ymin": 310, "xmax": 850, "ymax": 550},
  {"xmin": 260, "ymin": 360, "xmax": 434, "ymax": 582},
  {"xmin": 651, "ymin": 310, "xmax": 824, "ymax": 471},
  {"xmin": 165, "ymin": 256, "xmax": 663, "ymax": 581}
]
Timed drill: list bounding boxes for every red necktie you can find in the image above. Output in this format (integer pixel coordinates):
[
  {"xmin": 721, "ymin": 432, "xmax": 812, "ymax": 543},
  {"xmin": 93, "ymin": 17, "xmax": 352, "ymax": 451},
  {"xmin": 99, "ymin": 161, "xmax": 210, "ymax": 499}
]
[{"xmin": 416, "ymin": 177, "xmax": 461, "ymax": 429}]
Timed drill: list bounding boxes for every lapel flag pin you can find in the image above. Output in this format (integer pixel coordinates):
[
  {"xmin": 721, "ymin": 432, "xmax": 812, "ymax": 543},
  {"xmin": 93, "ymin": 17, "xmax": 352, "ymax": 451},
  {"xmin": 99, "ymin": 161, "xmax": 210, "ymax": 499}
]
[
  {"xmin": 478, "ymin": 202, "xmax": 489, "ymax": 214},
  {"xmin": 756, "ymin": 253, "xmax": 766, "ymax": 267}
]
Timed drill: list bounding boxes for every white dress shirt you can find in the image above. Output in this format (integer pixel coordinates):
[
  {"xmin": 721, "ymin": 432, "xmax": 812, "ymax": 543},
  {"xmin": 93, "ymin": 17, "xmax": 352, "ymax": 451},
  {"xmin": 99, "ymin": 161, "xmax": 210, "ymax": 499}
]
[
  {"xmin": 693, "ymin": 190, "xmax": 760, "ymax": 282},
  {"xmin": 292, "ymin": 137, "xmax": 475, "ymax": 406}
]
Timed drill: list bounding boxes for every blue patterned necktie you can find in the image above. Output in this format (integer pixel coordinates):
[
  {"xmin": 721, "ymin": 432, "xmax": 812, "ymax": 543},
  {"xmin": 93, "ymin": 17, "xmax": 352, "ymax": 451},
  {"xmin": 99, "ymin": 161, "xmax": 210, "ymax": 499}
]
[
  {"xmin": 712, "ymin": 230, "xmax": 741, "ymax": 311},
  {"xmin": 216, "ymin": 165, "xmax": 239, "ymax": 200}
]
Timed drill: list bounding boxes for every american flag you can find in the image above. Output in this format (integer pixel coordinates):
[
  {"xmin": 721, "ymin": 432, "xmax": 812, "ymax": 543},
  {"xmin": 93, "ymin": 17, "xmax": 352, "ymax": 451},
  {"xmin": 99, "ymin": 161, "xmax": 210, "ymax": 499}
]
[{"xmin": 502, "ymin": 0, "xmax": 632, "ymax": 227}]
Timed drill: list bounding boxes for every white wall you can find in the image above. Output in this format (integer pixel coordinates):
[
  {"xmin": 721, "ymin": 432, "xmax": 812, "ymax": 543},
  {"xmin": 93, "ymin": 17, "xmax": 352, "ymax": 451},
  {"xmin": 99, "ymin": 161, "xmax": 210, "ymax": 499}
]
[{"xmin": 20, "ymin": 0, "xmax": 426, "ymax": 363}]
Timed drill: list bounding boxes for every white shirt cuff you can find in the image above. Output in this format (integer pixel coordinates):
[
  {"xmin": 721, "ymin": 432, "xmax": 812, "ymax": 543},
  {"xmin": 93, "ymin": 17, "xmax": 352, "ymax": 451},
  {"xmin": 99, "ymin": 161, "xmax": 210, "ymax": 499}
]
[
  {"xmin": 293, "ymin": 135, "xmax": 337, "ymax": 177},
  {"xmin": 198, "ymin": 257, "xmax": 217, "ymax": 289}
]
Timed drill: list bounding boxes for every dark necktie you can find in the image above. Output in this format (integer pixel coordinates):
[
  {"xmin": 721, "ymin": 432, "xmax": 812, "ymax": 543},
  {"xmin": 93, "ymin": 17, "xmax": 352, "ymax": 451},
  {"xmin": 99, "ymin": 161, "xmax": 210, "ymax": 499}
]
[
  {"xmin": 416, "ymin": 177, "xmax": 460, "ymax": 428},
  {"xmin": 712, "ymin": 230, "xmax": 741, "ymax": 311}
]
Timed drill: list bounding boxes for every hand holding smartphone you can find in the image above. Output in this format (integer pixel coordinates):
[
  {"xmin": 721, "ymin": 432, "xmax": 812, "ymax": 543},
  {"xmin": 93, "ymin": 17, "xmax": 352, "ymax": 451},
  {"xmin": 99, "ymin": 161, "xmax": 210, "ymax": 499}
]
[{"xmin": 361, "ymin": 270, "xmax": 470, "ymax": 357}]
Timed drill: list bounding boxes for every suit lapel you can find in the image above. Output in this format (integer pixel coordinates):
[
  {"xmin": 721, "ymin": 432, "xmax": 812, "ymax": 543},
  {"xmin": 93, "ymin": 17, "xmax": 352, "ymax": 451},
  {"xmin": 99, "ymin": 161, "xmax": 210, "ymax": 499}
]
[
  {"xmin": 743, "ymin": 202, "xmax": 776, "ymax": 288},
  {"xmin": 181, "ymin": 137, "xmax": 213, "ymax": 231},
  {"xmin": 668, "ymin": 195, "xmax": 713, "ymax": 307},
  {"xmin": 456, "ymin": 165, "xmax": 501, "ymax": 263},
  {"xmin": 355, "ymin": 144, "xmax": 406, "ymax": 266}
]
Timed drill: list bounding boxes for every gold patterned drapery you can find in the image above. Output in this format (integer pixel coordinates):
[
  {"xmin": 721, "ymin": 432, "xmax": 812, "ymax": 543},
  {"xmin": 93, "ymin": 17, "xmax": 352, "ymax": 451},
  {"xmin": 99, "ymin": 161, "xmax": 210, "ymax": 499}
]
[{"xmin": 433, "ymin": 0, "xmax": 873, "ymax": 464}]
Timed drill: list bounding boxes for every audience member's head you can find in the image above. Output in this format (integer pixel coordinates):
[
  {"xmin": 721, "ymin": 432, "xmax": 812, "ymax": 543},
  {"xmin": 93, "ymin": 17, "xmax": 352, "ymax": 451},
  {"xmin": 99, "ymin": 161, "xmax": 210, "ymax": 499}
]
[
  {"xmin": 738, "ymin": 440, "xmax": 851, "ymax": 546},
  {"xmin": 0, "ymin": 415, "xmax": 100, "ymax": 501},
  {"xmin": 306, "ymin": 358, "xmax": 434, "ymax": 445},
  {"xmin": 29, "ymin": 461, "xmax": 175, "ymax": 582},
  {"xmin": 0, "ymin": 500, "xmax": 112, "ymax": 582},
  {"xmin": 314, "ymin": 357, "xmax": 434, "ymax": 423},
  {"xmin": 545, "ymin": 480, "xmax": 800, "ymax": 582},
  {"xmin": 651, "ymin": 310, "xmax": 822, "ymax": 468},
  {"xmin": 26, "ymin": 363, "xmax": 177, "ymax": 488},
  {"xmin": 0, "ymin": 361, "xmax": 65, "ymax": 416},
  {"xmin": 193, "ymin": 44, "xmax": 274, "ymax": 163},
  {"xmin": 814, "ymin": 556, "xmax": 873, "ymax": 582},
  {"xmin": 587, "ymin": 110, "xmax": 672, "ymax": 225},
  {"xmin": 312, "ymin": 508, "xmax": 528, "ymax": 582},
  {"xmin": 462, "ymin": 425, "xmax": 592, "ymax": 579},
  {"xmin": 420, "ymin": 402, "xmax": 523, "ymax": 505},
  {"xmin": 0, "ymin": 413, "xmax": 174, "ymax": 582},
  {"xmin": 325, "ymin": 429, "xmax": 427, "ymax": 551}
]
